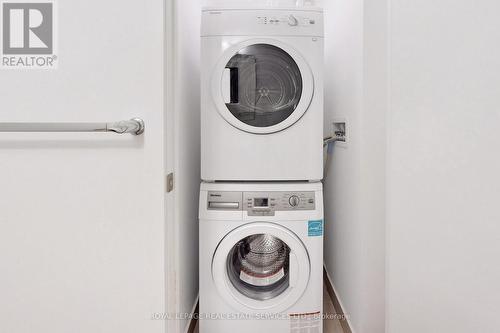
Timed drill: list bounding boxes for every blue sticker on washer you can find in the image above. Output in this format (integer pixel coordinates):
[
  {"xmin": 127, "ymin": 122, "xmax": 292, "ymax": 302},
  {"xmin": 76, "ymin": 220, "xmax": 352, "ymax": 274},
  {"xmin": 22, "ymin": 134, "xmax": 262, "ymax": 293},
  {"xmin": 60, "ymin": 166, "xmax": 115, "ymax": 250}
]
[{"xmin": 308, "ymin": 220, "xmax": 323, "ymax": 237}]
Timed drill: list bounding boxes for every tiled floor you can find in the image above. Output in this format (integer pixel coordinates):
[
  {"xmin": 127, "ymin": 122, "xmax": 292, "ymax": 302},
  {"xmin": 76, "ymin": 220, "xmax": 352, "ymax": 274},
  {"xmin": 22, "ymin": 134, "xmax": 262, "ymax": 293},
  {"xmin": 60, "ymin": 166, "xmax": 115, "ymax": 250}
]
[{"xmin": 193, "ymin": 284, "xmax": 346, "ymax": 333}]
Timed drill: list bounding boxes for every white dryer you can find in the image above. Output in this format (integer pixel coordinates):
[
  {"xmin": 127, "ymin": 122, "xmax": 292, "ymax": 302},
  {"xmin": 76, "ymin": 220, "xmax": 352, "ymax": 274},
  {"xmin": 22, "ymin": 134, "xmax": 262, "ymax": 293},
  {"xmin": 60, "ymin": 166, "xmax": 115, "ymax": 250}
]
[
  {"xmin": 199, "ymin": 182, "xmax": 324, "ymax": 333},
  {"xmin": 201, "ymin": 7, "xmax": 324, "ymax": 181}
]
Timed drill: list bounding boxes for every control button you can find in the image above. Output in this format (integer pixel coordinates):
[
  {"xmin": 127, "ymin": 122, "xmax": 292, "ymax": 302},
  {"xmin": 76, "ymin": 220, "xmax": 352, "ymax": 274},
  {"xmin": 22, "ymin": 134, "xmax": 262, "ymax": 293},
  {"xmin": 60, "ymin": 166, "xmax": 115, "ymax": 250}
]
[
  {"xmin": 257, "ymin": 17, "xmax": 268, "ymax": 25},
  {"xmin": 288, "ymin": 15, "xmax": 299, "ymax": 26},
  {"xmin": 289, "ymin": 195, "xmax": 300, "ymax": 207}
]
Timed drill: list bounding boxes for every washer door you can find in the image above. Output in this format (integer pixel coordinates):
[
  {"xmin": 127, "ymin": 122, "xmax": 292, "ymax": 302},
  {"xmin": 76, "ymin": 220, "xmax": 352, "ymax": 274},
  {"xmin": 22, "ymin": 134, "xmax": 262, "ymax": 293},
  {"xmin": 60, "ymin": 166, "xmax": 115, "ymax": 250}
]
[
  {"xmin": 212, "ymin": 222, "xmax": 310, "ymax": 313},
  {"xmin": 212, "ymin": 39, "xmax": 314, "ymax": 134}
]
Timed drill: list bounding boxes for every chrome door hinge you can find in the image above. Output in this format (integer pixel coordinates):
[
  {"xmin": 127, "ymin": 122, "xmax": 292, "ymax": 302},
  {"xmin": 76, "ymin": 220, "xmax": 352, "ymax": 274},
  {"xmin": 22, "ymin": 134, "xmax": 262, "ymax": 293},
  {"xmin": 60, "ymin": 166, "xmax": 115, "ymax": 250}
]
[{"xmin": 166, "ymin": 173, "xmax": 174, "ymax": 193}]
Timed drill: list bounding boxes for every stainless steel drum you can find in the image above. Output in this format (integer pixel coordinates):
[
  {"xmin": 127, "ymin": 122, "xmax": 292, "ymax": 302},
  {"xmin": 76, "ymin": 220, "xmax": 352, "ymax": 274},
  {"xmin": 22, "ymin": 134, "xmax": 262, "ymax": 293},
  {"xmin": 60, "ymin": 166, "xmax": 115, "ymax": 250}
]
[
  {"xmin": 227, "ymin": 234, "xmax": 291, "ymax": 301},
  {"xmin": 224, "ymin": 44, "xmax": 303, "ymax": 128}
]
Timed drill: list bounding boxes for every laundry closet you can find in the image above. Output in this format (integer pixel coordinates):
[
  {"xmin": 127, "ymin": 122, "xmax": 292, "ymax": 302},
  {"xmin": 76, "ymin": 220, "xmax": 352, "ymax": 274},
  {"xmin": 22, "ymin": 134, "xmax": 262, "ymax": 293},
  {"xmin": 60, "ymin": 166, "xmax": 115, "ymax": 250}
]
[
  {"xmin": 173, "ymin": 0, "xmax": 500, "ymax": 330},
  {"xmin": 172, "ymin": 0, "xmax": 385, "ymax": 332},
  {"xmin": 2, "ymin": 0, "xmax": 498, "ymax": 332}
]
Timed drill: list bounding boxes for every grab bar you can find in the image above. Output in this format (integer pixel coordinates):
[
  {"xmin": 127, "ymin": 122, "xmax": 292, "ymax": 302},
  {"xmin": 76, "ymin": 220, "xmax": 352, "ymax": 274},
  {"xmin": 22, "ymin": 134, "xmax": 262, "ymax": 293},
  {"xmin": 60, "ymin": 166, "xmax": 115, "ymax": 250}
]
[{"xmin": 0, "ymin": 118, "xmax": 145, "ymax": 135}]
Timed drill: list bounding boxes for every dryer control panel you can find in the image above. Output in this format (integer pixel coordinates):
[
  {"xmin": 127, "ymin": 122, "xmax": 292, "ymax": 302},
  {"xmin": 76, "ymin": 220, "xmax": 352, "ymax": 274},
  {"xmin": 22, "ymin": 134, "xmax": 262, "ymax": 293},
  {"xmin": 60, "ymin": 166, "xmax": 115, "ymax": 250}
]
[
  {"xmin": 207, "ymin": 191, "xmax": 315, "ymax": 216},
  {"xmin": 201, "ymin": 9, "xmax": 324, "ymax": 37},
  {"xmin": 256, "ymin": 14, "xmax": 316, "ymax": 27}
]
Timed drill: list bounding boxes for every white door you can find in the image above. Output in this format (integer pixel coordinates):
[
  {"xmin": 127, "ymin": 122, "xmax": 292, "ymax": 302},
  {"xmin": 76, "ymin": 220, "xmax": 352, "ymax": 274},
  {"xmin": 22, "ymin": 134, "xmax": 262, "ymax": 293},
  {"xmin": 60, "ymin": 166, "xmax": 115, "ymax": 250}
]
[
  {"xmin": 0, "ymin": 1, "xmax": 170, "ymax": 333},
  {"xmin": 212, "ymin": 222, "xmax": 310, "ymax": 313},
  {"xmin": 212, "ymin": 39, "xmax": 314, "ymax": 134}
]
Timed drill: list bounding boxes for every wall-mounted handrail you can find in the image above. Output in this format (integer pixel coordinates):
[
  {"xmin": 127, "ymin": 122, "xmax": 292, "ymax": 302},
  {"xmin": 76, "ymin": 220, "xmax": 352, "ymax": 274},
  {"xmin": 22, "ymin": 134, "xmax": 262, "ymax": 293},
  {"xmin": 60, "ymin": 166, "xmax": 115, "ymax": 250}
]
[{"xmin": 0, "ymin": 118, "xmax": 145, "ymax": 135}]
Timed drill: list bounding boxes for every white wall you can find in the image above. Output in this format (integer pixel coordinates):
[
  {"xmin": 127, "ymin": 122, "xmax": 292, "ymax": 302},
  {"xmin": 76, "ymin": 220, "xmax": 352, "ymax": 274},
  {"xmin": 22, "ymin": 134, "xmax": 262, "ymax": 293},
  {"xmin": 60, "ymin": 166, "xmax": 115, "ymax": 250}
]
[
  {"xmin": 323, "ymin": 0, "xmax": 365, "ymax": 331},
  {"xmin": 387, "ymin": 1, "xmax": 500, "ymax": 332},
  {"xmin": 323, "ymin": 0, "xmax": 386, "ymax": 332},
  {"xmin": 172, "ymin": 0, "xmax": 202, "ymax": 332},
  {"xmin": 0, "ymin": 1, "xmax": 166, "ymax": 332}
]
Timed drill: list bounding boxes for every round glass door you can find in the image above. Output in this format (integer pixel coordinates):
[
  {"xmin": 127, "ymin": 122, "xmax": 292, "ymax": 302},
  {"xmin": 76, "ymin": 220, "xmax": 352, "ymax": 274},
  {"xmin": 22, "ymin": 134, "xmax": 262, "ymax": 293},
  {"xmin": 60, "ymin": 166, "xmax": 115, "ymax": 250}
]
[
  {"xmin": 224, "ymin": 44, "xmax": 303, "ymax": 128},
  {"xmin": 211, "ymin": 222, "xmax": 311, "ymax": 312},
  {"xmin": 227, "ymin": 234, "xmax": 290, "ymax": 301}
]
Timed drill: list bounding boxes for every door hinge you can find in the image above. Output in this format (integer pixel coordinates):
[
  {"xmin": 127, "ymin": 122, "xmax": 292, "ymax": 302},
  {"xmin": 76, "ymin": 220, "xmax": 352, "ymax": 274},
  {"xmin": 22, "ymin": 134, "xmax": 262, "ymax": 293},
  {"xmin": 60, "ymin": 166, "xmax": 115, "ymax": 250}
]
[{"xmin": 166, "ymin": 173, "xmax": 174, "ymax": 193}]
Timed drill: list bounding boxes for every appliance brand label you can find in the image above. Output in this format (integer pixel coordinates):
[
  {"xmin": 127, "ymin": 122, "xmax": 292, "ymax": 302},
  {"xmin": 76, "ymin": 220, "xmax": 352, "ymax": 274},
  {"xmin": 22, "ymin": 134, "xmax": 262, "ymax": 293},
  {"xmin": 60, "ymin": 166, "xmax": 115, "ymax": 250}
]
[{"xmin": 308, "ymin": 220, "xmax": 323, "ymax": 237}]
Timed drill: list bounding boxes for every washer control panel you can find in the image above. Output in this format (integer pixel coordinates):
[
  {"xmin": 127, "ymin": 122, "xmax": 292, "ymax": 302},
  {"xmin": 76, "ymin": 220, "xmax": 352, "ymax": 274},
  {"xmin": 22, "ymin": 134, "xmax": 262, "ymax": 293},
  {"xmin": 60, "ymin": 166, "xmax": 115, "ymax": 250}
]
[
  {"xmin": 207, "ymin": 191, "xmax": 315, "ymax": 216},
  {"xmin": 244, "ymin": 191, "xmax": 315, "ymax": 216}
]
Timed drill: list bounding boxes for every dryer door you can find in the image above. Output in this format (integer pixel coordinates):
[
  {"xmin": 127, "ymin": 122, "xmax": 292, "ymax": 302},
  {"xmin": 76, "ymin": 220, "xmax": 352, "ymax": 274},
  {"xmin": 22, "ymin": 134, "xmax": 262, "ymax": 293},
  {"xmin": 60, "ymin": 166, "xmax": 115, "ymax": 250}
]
[
  {"xmin": 212, "ymin": 39, "xmax": 314, "ymax": 134},
  {"xmin": 212, "ymin": 222, "xmax": 310, "ymax": 313}
]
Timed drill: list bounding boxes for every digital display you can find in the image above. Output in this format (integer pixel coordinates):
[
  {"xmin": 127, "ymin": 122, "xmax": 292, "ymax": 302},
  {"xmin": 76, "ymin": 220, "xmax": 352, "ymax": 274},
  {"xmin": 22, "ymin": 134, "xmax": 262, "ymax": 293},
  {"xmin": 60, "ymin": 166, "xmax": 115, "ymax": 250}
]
[{"xmin": 253, "ymin": 198, "xmax": 269, "ymax": 207}]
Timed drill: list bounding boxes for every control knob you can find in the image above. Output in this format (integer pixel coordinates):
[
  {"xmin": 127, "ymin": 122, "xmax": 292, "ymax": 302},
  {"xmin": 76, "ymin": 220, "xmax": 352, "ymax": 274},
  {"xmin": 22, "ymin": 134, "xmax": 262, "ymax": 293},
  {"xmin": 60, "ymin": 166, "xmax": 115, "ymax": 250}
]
[
  {"xmin": 288, "ymin": 15, "xmax": 299, "ymax": 26},
  {"xmin": 289, "ymin": 195, "xmax": 300, "ymax": 207}
]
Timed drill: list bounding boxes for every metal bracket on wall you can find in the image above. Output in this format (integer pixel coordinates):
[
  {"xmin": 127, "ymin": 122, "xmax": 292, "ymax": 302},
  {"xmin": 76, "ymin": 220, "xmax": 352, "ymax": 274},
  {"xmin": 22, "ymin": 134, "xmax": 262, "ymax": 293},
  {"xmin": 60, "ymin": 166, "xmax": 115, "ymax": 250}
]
[{"xmin": 166, "ymin": 173, "xmax": 174, "ymax": 193}]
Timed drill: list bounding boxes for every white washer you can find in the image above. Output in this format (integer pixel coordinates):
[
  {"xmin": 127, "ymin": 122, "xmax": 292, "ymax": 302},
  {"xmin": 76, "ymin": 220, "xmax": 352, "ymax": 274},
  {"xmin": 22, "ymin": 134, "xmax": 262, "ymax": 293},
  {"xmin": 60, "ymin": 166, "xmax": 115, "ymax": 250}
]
[
  {"xmin": 201, "ymin": 7, "xmax": 324, "ymax": 181},
  {"xmin": 199, "ymin": 182, "xmax": 324, "ymax": 333}
]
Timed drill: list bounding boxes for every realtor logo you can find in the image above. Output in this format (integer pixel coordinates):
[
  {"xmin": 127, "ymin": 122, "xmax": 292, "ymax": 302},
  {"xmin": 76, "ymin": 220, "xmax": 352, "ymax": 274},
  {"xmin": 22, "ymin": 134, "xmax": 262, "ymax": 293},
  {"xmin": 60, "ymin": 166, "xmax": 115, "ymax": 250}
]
[{"xmin": 1, "ymin": 1, "xmax": 57, "ymax": 68}]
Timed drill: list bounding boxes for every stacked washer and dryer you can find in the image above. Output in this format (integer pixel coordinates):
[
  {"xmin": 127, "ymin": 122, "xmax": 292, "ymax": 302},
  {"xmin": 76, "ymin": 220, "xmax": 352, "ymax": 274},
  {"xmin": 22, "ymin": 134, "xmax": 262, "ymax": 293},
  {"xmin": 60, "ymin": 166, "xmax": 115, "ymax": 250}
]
[{"xmin": 199, "ymin": 5, "xmax": 324, "ymax": 333}]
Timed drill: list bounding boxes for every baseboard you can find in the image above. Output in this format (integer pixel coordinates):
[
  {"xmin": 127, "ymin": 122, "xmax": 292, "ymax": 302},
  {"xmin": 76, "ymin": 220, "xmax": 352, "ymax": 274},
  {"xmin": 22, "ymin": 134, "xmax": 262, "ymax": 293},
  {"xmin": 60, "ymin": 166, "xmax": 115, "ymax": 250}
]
[
  {"xmin": 323, "ymin": 267, "xmax": 354, "ymax": 333},
  {"xmin": 185, "ymin": 295, "xmax": 199, "ymax": 333}
]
